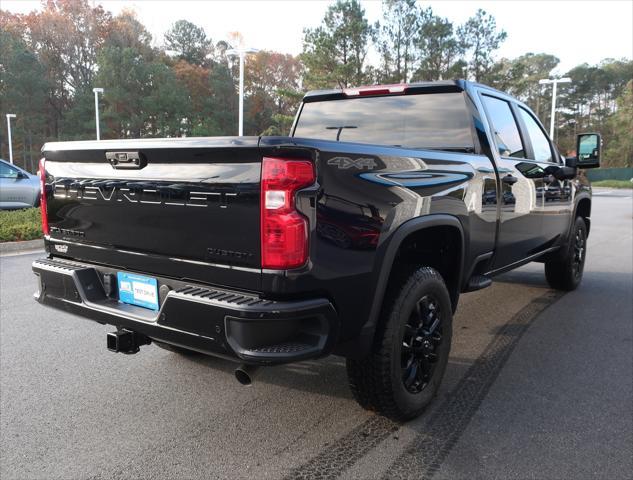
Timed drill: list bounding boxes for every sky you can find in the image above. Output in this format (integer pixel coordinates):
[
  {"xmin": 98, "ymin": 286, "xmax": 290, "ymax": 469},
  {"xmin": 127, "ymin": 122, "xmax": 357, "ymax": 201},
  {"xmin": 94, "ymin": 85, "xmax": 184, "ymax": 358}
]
[{"xmin": 3, "ymin": 0, "xmax": 632, "ymax": 74}]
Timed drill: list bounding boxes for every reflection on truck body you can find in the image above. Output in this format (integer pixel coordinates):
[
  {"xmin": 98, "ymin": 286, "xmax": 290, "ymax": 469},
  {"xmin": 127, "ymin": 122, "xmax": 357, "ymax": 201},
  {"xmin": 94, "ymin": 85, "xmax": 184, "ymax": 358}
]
[{"xmin": 316, "ymin": 194, "xmax": 383, "ymax": 249}]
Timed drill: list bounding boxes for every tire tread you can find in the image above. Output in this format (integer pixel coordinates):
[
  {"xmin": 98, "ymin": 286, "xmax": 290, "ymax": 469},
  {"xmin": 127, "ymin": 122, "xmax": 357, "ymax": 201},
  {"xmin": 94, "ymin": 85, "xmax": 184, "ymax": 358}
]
[
  {"xmin": 346, "ymin": 266, "xmax": 449, "ymax": 421},
  {"xmin": 545, "ymin": 216, "xmax": 587, "ymax": 291}
]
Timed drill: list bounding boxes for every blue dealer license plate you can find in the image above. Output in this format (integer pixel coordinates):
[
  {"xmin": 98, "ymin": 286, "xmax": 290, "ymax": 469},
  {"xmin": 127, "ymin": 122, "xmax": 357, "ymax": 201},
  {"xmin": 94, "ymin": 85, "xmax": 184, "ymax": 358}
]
[{"xmin": 117, "ymin": 272, "xmax": 159, "ymax": 311}]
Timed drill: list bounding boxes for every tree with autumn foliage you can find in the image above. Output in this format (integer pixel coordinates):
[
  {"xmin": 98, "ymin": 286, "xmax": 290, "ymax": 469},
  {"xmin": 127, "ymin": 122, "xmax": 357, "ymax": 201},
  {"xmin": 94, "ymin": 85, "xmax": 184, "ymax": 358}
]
[
  {"xmin": 245, "ymin": 51, "xmax": 303, "ymax": 135},
  {"xmin": 1, "ymin": 0, "xmax": 631, "ymax": 171},
  {"xmin": 23, "ymin": 0, "xmax": 111, "ymax": 138}
]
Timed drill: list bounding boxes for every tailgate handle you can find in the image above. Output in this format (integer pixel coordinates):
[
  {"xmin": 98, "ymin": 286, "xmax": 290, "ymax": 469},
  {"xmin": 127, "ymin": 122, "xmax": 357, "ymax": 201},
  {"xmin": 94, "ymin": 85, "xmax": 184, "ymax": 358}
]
[{"xmin": 106, "ymin": 151, "xmax": 146, "ymax": 169}]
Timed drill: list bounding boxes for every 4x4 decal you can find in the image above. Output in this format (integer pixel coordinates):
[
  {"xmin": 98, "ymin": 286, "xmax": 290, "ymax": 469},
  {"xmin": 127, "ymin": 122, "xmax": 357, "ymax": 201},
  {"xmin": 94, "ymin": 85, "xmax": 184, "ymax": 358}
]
[{"xmin": 327, "ymin": 156, "xmax": 377, "ymax": 170}]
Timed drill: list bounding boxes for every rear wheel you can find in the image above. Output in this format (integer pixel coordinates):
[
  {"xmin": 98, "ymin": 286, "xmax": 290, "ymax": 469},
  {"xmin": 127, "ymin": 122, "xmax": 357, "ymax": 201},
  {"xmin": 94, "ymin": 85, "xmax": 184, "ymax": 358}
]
[
  {"xmin": 545, "ymin": 216, "xmax": 587, "ymax": 291},
  {"xmin": 346, "ymin": 267, "xmax": 452, "ymax": 421}
]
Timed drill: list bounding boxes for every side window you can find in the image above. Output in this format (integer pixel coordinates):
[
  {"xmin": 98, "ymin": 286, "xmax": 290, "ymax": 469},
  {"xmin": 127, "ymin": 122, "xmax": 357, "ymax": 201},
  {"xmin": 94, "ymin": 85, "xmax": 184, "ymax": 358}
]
[
  {"xmin": 0, "ymin": 163, "xmax": 19, "ymax": 179},
  {"xmin": 519, "ymin": 107, "xmax": 554, "ymax": 163},
  {"xmin": 481, "ymin": 95, "xmax": 525, "ymax": 158}
]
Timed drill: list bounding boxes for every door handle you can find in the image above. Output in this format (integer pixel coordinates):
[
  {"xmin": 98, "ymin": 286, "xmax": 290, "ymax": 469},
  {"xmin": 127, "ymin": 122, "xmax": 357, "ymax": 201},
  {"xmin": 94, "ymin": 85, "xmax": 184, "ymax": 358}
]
[{"xmin": 502, "ymin": 175, "xmax": 518, "ymax": 185}]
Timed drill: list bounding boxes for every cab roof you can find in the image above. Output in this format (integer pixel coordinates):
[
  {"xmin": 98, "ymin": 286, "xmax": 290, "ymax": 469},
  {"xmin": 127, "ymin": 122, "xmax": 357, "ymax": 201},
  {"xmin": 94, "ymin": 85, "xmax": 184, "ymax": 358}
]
[{"xmin": 302, "ymin": 79, "xmax": 507, "ymax": 102}]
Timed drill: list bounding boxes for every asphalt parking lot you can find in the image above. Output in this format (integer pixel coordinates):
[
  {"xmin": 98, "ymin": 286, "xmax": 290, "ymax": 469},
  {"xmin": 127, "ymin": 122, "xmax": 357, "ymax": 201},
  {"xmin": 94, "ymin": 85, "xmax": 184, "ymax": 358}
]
[{"xmin": 1, "ymin": 190, "xmax": 631, "ymax": 480}]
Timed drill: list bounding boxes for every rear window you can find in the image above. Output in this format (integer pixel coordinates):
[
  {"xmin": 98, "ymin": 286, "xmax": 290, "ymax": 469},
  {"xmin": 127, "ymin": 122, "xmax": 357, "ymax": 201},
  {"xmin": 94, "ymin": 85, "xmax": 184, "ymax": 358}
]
[{"xmin": 293, "ymin": 92, "xmax": 474, "ymax": 151}]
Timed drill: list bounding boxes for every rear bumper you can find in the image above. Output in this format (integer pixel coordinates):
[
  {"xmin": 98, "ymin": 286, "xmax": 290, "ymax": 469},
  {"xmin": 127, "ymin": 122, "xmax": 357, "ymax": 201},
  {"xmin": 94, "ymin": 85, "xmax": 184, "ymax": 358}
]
[{"xmin": 32, "ymin": 257, "xmax": 338, "ymax": 365}]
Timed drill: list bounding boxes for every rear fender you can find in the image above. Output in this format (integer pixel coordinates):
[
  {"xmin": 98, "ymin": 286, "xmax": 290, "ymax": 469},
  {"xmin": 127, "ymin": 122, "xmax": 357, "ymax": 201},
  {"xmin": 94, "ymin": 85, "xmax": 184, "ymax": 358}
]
[{"xmin": 338, "ymin": 215, "xmax": 465, "ymax": 358}]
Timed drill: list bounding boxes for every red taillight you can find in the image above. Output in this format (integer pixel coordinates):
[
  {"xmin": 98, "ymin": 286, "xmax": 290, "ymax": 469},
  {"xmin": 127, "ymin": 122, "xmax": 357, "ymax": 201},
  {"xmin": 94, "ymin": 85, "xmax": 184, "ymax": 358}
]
[
  {"xmin": 261, "ymin": 157, "xmax": 315, "ymax": 269},
  {"xmin": 38, "ymin": 158, "xmax": 49, "ymax": 235}
]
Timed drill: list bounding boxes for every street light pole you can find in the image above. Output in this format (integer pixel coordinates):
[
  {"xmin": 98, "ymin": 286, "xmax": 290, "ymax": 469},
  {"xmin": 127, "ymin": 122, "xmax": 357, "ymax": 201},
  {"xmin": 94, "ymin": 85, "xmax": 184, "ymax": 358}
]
[
  {"xmin": 92, "ymin": 87, "xmax": 104, "ymax": 140},
  {"xmin": 238, "ymin": 52, "xmax": 245, "ymax": 136},
  {"xmin": 225, "ymin": 47, "xmax": 258, "ymax": 137},
  {"xmin": 6, "ymin": 114, "xmax": 16, "ymax": 164},
  {"xmin": 539, "ymin": 77, "xmax": 572, "ymax": 139}
]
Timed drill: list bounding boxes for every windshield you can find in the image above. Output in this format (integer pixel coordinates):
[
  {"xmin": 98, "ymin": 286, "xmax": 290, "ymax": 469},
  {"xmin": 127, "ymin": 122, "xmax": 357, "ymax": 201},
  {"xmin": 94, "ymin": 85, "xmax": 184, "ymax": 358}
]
[{"xmin": 293, "ymin": 92, "xmax": 474, "ymax": 151}]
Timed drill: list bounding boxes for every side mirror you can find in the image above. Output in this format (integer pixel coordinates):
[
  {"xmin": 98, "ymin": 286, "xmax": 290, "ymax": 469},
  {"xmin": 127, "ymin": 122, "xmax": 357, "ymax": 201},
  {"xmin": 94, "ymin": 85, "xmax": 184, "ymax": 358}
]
[
  {"xmin": 553, "ymin": 166, "xmax": 577, "ymax": 181},
  {"xmin": 17, "ymin": 171, "xmax": 30, "ymax": 180},
  {"xmin": 576, "ymin": 133, "xmax": 601, "ymax": 169}
]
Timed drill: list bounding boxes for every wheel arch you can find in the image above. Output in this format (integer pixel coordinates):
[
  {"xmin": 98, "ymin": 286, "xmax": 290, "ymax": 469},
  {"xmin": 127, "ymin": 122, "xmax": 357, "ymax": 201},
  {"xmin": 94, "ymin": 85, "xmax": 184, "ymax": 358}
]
[
  {"xmin": 346, "ymin": 215, "xmax": 465, "ymax": 358},
  {"xmin": 575, "ymin": 195, "xmax": 591, "ymax": 236}
]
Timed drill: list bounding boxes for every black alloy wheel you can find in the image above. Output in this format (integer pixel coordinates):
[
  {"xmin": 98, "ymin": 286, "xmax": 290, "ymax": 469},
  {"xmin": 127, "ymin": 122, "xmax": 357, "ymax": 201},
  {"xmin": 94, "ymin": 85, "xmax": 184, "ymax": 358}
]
[
  {"xmin": 571, "ymin": 225, "xmax": 586, "ymax": 280},
  {"xmin": 401, "ymin": 294, "xmax": 443, "ymax": 394},
  {"xmin": 545, "ymin": 216, "xmax": 588, "ymax": 291}
]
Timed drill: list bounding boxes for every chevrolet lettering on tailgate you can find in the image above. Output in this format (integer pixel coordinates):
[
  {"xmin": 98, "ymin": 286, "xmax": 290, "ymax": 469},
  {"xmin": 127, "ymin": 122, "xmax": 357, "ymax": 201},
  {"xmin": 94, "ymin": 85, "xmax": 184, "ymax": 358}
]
[{"xmin": 53, "ymin": 182, "xmax": 238, "ymax": 208}]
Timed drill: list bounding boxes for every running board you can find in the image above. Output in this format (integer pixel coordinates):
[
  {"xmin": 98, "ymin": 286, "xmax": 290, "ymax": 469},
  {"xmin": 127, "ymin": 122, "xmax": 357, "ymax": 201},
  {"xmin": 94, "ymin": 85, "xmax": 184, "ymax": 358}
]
[{"xmin": 464, "ymin": 275, "xmax": 492, "ymax": 292}]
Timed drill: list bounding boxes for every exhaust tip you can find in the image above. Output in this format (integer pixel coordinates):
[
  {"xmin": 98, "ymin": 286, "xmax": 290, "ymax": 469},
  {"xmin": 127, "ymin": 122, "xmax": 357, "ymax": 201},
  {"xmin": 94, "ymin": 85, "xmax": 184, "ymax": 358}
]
[
  {"xmin": 234, "ymin": 364, "xmax": 259, "ymax": 386},
  {"xmin": 235, "ymin": 368, "xmax": 252, "ymax": 386}
]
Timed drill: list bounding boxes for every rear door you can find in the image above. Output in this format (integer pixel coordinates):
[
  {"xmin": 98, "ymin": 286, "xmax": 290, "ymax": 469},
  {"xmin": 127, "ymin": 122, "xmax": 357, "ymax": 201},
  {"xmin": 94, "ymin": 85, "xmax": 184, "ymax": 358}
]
[
  {"xmin": 515, "ymin": 106, "xmax": 573, "ymax": 245},
  {"xmin": 479, "ymin": 93, "xmax": 545, "ymax": 269}
]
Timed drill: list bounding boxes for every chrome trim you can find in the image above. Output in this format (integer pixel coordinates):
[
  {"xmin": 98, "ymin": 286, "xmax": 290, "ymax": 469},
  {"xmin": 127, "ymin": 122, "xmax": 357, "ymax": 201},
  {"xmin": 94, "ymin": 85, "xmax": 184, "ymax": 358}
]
[
  {"xmin": 45, "ymin": 238, "xmax": 261, "ymax": 273},
  {"xmin": 33, "ymin": 258, "xmax": 328, "ymax": 326}
]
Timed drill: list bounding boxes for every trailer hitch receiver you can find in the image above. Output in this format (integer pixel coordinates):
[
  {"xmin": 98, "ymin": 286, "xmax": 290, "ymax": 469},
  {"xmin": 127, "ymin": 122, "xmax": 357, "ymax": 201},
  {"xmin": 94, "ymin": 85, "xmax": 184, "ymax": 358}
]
[{"xmin": 107, "ymin": 329, "xmax": 150, "ymax": 354}]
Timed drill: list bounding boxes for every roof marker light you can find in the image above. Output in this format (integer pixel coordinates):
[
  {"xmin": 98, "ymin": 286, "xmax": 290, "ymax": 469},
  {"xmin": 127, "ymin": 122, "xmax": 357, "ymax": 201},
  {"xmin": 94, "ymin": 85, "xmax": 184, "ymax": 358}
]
[{"xmin": 343, "ymin": 84, "xmax": 409, "ymax": 97}]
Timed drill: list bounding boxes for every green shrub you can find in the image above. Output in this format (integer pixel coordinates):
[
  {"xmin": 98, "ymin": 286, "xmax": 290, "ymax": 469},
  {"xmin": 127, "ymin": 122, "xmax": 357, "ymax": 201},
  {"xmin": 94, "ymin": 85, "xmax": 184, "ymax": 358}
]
[
  {"xmin": 0, "ymin": 208, "xmax": 43, "ymax": 242},
  {"xmin": 592, "ymin": 180, "xmax": 633, "ymax": 189}
]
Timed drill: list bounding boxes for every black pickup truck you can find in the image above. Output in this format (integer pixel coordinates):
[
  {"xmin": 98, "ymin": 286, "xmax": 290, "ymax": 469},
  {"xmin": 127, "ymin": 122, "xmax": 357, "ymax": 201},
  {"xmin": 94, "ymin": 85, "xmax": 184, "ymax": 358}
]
[{"xmin": 32, "ymin": 80, "xmax": 601, "ymax": 420}]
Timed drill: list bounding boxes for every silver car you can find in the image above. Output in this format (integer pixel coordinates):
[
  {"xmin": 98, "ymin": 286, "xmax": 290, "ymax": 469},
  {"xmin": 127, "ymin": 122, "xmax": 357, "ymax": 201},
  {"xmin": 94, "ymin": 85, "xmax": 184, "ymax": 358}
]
[{"xmin": 0, "ymin": 159, "xmax": 40, "ymax": 209}]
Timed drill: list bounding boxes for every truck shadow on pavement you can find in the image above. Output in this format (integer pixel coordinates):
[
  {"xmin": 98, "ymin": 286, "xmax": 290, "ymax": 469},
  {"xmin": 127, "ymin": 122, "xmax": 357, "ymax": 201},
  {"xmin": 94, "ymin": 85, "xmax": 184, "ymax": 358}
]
[
  {"xmin": 498, "ymin": 268, "xmax": 632, "ymax": 292},
  {"xmin": 178, "ymin": 268, "xmax": 571, "ymax": 402},
  {"xmin": 184, "ymin": 353, "xmax": 353, "ymax": 399}
]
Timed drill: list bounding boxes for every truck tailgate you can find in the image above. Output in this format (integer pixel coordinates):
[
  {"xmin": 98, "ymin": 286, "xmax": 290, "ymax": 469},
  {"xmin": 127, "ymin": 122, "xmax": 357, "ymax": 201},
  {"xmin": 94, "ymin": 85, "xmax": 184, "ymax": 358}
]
[{"xmin": 42, "ymin": 137, "xmax": 262, "ymax": 291}]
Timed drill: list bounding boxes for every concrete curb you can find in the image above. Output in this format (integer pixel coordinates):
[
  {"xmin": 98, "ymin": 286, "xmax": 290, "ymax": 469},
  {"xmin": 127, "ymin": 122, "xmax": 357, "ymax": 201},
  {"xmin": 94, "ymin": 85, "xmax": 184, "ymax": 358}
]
[{"xmin": 0, "ymin": 239, "xmax": 44, "ymax": 254}]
